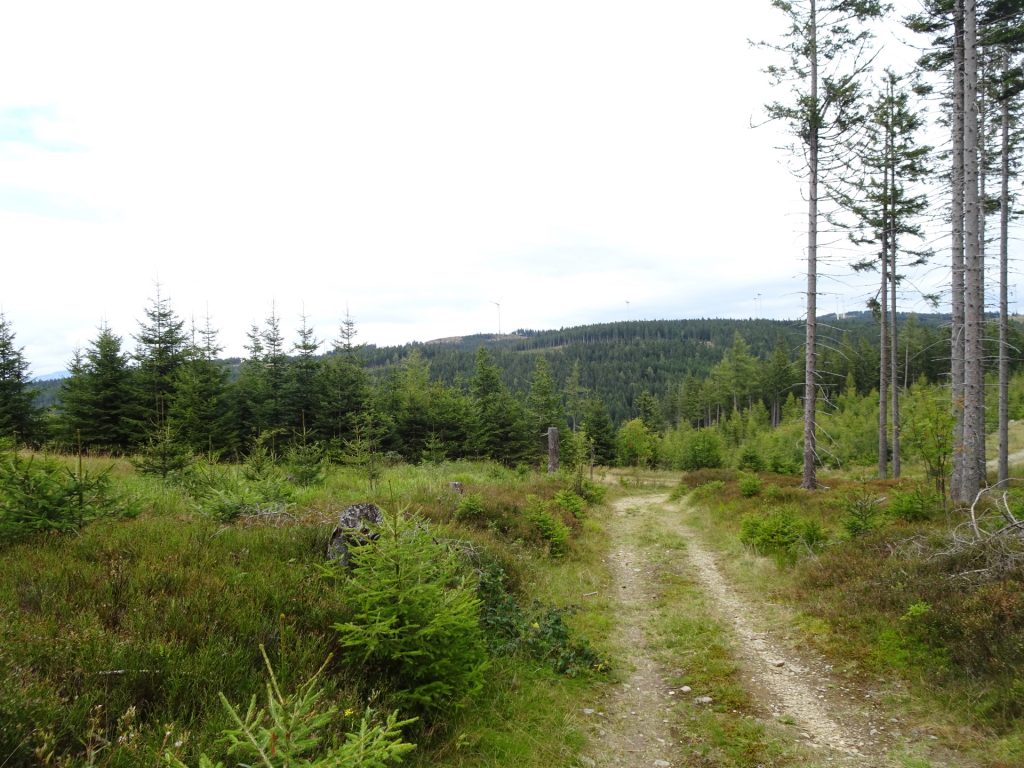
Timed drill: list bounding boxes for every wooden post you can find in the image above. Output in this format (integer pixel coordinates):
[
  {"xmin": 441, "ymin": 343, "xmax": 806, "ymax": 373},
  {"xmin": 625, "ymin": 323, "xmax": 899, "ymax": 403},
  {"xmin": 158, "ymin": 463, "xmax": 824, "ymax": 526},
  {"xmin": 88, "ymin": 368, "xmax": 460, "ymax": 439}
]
[{"xmin": 547, "ymin": 427, "xmax": 559, "ymax": 474}]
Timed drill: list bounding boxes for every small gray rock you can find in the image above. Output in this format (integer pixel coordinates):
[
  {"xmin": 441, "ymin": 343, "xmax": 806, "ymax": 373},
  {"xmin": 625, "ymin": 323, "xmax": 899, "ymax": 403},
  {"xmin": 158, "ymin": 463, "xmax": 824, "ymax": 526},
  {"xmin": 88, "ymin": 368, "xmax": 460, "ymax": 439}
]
[
  {"xmin": 327, "ymin": 503, "xmax": 384, "ymax": 565},
  {"xmin": 694, "ymin": 696, "xmax": 714, "ymax": 705}
]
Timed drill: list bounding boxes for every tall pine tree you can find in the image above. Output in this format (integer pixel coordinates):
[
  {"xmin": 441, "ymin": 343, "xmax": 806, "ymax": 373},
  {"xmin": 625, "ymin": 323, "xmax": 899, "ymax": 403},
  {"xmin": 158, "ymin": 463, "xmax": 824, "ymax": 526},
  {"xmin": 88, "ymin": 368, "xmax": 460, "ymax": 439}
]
[
  {"xmin": 758, "ymin": 0, "xmax": 887, "ymax": 488},
  {"xmin": 0, "ymin": 312, "xmax": 39, "ymax": 444},
  {"xmin": 134, "ymin": 286, "xmax": 188, "ymax": 434},
  {"xmin": 59, "ymin": 325, "xmax": 138, "ymax": 452}
]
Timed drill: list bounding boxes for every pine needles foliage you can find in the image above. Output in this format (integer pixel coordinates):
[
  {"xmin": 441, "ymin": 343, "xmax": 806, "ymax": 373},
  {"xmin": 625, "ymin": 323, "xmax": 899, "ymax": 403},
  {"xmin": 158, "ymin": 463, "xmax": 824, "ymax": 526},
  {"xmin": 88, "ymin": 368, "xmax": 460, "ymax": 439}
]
[
  {"xmin": 324, "ymin": 509, "xmax": 489, "ymax": 717},
  {"xmin": 0, "ymin": 442, "xmax": 126, "ymax": 543},
  {"xmin": 166, "ymin": 646, "xmax": 415, "ymax": 768}
]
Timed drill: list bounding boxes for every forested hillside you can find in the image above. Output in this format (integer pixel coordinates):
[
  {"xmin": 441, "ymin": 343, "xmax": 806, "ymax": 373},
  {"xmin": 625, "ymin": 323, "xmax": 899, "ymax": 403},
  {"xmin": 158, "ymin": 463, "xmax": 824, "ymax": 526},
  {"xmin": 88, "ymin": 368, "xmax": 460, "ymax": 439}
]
[
  {"xmin": 4, "ymin": 304, "xmax": 1021, "ymax": 472},
  {"xmin": 358, "ymin": 313, "xmax": 965, "ymax": 424}
]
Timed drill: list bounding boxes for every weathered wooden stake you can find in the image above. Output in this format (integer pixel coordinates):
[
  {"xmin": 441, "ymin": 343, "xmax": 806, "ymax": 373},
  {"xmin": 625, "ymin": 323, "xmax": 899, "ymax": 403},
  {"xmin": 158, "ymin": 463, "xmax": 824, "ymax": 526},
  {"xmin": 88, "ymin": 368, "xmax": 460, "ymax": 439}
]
[{"xmin": 547, "ymin": 427, "xmax": 559, "ymax": 474}]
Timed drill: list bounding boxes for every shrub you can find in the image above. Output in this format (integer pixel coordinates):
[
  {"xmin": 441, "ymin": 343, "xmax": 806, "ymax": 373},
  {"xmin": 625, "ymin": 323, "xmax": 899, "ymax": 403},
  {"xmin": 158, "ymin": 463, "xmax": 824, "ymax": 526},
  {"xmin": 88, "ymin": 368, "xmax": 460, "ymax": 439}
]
[
  {"xmin": 887, "ymin": 487, "xmax": 938, "ymax": 523},
  {"xmin": 525, "ymin": 496, "xmax": 570, "ymax": 556},
  {"xmin": 184, "ymin": 462, "xmax": 293, "ymax": 522},
  {"xmin": 839, "ymin": 489, "xmax": 883, "ymax": 538},
  {"xmin": 737, "ymin": 445, "xmax": 766, "ymax": 473},
  {"xmin": 455, "ymin": 492, "xmax": 487, "ymax": 520},
  {"xmin": 326, "ymin": 510, "xmax": 488, "ymax": 717},
  {"xmin": 740, "ymin": 508, "xmax": 826, "ymax": 565},
  {"xmin": 690, "ymin": 479, "xmax": 726, "ymax": 503},
  {"xmin": 0, "ymin": 450, "xmax": 126, "ymax": 543},
  {"xmin": 476, "ymin": 560, "xmax": 606, "ymax": 677},
  {"xmin": 682, "ymin": 429, "xmax": 723, "ymax": 471},
  {"xmin": 552, "ymin": 489, "xmax": 586, "ymax": 520},
  {"xmin": 738, "ymin": 474, "xmax": 762, "ymax": 498},
  {"xmin": 167, "ymin": 647, "xmax": 415, "ymax": 768},
  {"xmin": 522, "ymin": 606, "xmax": 605, "ymax": 676}
]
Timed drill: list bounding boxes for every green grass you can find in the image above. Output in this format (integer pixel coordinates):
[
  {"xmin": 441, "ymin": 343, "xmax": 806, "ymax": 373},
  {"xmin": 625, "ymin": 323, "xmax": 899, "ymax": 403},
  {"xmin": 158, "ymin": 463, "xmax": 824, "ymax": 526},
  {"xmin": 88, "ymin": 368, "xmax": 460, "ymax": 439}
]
[
  {"xmin": 676, "ymin": 468, "xmax": 1024, "ymax": 768},
  {"xmin": 0, "ymin": 457, "xmax": 609, "ymax": 767},
  {"xmin": 0, "ymin": 513, "xmax": 348, "ymax": 766}
]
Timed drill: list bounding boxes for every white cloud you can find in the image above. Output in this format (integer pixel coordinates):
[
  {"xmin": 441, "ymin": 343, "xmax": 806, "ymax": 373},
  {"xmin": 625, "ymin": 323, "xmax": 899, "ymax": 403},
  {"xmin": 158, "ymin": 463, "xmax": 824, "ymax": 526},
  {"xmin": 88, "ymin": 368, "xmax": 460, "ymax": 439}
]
[{"xmin": 0, "ymin": 1, "xmax": 970, "ymax": 374}]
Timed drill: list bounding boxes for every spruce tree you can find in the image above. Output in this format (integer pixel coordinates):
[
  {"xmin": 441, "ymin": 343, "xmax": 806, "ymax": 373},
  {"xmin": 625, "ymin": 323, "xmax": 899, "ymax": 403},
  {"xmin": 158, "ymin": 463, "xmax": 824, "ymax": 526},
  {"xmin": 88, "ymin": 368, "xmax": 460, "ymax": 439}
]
[
  {"xmin": 526, "ymin": 356, "xmax": 563, "ymax": 445},
  {"xmin": 315, "ymin": 355, "xmax": 370, "ymax": 452},
  {"xmin": 59, "ymin": 325, "xmax": 138, "ymax": 452},
  {"xmin": 380, "ymin": 349, "xmax": 434, "ymax": 460},
  {"xmin": 260, "ymin": 305, "xmax": 289, "ymax": 436},
  {"xmin": 133, "ymin": 286, "xmax": 188, "ymax": 432},
  {"xmin": 286, "ymin": 312, "xmax": 323, "ymax": 437},
  {"xmin": 228, "ymin": 323, "xmax": 270, "ymax": 453},
  {"xmin": 758, "ymin": 0, "xmax": 887, "ymax": 488},
  {"xmin": 314, "ymin": 312, "xmax": 371, "ymax": 451},
  {"xmin": 563, "ymin": 359, "xmax": 587, "ymax": 432},
  {"xmin": 580, "ymin": 397, "xmax": 616, "ymax": 465},
  {"xmin": 838, "ymin": 68, "xmax": 931, "ymax": 479},
  {"xmin": 0, "ymin": 312, "xmax": 39, "ymax": 444},
  {"xmin": 469, "ymin": 347, "xmax": 530, "ymax": 465},
  {"xmin": 169, "ymin": 315, "xmax": 231, "ymax": 458}
]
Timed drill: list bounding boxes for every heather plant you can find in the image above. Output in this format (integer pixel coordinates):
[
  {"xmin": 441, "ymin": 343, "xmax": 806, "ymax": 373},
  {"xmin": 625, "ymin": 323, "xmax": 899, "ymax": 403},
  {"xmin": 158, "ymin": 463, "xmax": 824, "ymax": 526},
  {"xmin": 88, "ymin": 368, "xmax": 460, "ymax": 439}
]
[{"xmin": 525, "ymin": 495, "xmax": 570, "ymax": 556}]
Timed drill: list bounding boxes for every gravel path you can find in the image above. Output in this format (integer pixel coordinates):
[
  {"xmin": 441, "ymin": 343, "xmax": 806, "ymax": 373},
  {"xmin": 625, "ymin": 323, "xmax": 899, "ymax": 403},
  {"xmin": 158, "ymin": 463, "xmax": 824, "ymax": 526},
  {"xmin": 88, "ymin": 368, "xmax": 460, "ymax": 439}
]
[
  {"xmin": 677, "ymin": 505, "xmax": 895, "ymax": 765},
  {"xmin": 578, "ymin": 495, "xmax": 679, "ymax": 767},
  {"xmin": 581, "ymin": 493, "xmax": 919, "ymax": 767}
]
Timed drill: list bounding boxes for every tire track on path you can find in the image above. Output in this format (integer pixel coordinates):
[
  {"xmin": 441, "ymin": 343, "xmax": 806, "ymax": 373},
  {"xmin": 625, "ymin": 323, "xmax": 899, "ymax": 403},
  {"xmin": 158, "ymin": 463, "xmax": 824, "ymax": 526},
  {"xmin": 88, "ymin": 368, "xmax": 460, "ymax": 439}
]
[{"xmin": 584, "ymin": 492, "xmax": 919, "ymax": 767}]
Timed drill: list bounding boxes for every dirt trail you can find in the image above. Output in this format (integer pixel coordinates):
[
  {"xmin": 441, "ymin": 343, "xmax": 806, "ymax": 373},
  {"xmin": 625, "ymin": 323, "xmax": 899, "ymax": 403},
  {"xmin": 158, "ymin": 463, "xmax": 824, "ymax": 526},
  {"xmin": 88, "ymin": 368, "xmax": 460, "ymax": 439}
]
[
  {"xmin": 583, "ymin": 492, "xmax": 910, "ymax": 767},
  {"xmin": 577, "ymin": 494, "xmax": 681, "ymax": 767},
  {"xmin": 987, "ymin": 447, "xmax": 1024, "ymax": 470},
  {"xmin": 678, "ymin": 507, "xmax": 896, "ymax": 765}
]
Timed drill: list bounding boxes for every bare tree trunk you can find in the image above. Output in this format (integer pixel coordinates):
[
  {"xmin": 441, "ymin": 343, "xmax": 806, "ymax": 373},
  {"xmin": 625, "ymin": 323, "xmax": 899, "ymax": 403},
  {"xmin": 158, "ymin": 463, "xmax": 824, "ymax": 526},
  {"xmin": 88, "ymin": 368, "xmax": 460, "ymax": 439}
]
[
  {"xmin": 803, "ymin": 0, "xmax": 819, "ymax": 490},
  {"xmin": 888, "ymin": 85, "xmax": 901, "ymax": 479},
  {"xmin": 999, "ymin": 55, "xmax": 1011, "ymax": 486},
  {"xmin": 951, "ymin": 0, "xmax": 967, "ymax": 502},
  {"xmin": 890, "ymin": 242, "xmax": 902, "ymax": 479},
  {"xmin": 879, "ymin": 250, "xmax": 889, "ymax": 479},
  {"xmin": 961, "ymin": 0, "xmax": 985, "ymax": 501},
  {"xmin": 547, "ymin": 427, "xmax": 560, "ymax": 474}
]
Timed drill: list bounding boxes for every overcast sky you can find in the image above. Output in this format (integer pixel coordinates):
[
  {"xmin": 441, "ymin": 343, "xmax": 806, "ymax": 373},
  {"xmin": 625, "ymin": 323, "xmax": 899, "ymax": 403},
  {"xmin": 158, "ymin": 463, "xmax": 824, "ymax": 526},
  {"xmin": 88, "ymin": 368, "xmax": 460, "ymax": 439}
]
[{"xmin": 0, "ymin": 1, "xmax": 991, "ymax": 376}]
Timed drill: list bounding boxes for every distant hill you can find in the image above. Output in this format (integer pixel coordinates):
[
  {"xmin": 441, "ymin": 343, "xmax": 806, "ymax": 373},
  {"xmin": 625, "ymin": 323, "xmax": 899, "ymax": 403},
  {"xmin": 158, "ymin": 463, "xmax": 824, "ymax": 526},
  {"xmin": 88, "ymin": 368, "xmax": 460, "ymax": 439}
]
[{"xmin": 352, "ymin": 314, "xmax": 958, "ymax": 424}]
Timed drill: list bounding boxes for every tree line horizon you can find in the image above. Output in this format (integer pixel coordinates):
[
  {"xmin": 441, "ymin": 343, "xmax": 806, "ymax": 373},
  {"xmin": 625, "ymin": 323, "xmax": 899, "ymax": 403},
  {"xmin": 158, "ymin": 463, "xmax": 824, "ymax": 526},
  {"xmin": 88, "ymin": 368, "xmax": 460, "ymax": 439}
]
[{"xmin": 1, "ymin": 292, "xmax": 1022, "ymax": 484}]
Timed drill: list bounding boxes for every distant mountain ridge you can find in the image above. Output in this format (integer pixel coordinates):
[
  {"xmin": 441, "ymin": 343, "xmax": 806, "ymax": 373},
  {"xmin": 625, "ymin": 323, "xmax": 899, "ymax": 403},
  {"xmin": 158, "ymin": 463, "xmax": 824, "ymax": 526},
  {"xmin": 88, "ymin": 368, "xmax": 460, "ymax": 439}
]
[{"xmin": 356, "ymin": 313, "xmax": 960, "ymax": 423}]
